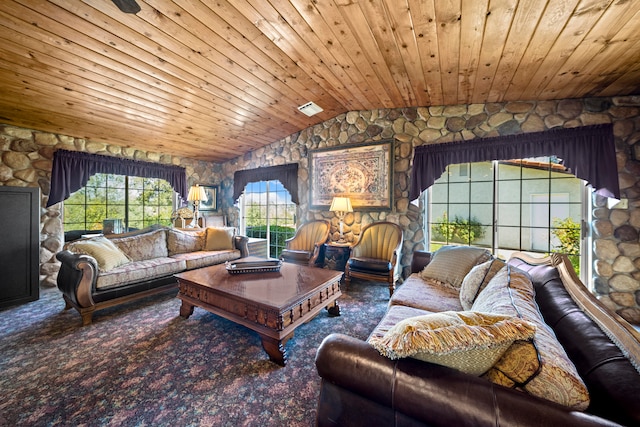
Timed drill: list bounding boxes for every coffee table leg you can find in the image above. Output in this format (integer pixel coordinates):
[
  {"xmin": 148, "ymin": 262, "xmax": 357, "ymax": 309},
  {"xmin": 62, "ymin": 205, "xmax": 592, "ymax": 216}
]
[
  {"xmin": 179, "ymin": 300, "xmax": 194, "ymax": 318},
  {"xmin": 326, "ymin": 300, "xmax": 341, "ymax": 317},
  {"xmin": 260, "ymin": 333, "xmax": 293, "ymax": 366}
]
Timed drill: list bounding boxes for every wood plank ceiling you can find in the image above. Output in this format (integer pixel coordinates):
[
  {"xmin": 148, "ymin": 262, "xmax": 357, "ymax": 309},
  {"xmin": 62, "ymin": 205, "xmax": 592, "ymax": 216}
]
[{"xmin": 0, "ymin": 0, "xmax": 639, "ymax": 162}]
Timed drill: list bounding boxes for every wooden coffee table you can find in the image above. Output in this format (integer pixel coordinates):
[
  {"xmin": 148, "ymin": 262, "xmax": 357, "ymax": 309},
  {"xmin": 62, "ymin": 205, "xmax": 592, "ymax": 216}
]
[{"xmin": 175, "ymin": 258, "xmax": 342, "ymax": 366}]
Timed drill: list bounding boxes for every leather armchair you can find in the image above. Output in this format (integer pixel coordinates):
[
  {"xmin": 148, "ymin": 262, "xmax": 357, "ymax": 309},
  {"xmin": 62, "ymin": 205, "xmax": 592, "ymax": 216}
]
[
  {"xmin": 280, "ymin": 220, "xmax": 330, "ymax": 266},
  {"xmin": 345, "ymin": 221, "xmax": 403, "ymax": 296}
]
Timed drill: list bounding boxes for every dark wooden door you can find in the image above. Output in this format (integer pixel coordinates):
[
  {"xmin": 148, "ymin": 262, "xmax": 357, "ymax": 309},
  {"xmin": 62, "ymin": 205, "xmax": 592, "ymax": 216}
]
[{"xmin": 0, "ymin": 186, "xmax": 39, "ymax": 308}]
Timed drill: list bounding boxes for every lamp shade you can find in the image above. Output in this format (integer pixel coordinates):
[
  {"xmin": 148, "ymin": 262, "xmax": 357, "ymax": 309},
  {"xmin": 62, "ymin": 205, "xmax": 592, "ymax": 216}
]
[
  {"xmin": 329, "ymin": 197, "xmax": 353, "ymax": 213},
  {"xmin": 187, "ymin": 184, "xmax": 207, "ymax": 202}
]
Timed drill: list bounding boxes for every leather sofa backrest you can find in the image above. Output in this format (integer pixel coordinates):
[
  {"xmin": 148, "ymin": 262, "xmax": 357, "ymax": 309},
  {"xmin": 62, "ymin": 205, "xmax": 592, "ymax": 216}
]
[{"xmin": 509, "ymin": 255, "xmax": 640, "ymax": 426}]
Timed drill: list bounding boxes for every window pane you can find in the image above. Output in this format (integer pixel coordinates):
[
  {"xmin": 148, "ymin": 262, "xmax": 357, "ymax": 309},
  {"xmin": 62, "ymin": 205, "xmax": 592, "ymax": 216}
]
[
  {"xmin": 428, "ymin": 160, "xmax": 586, "ymax": 280},
  {"xmin": 430, "ymin": 183, "xmax": 448, "ymax": 203},
  {"xmin": 470, "ymin": 162, "xmax": 493, "ymax": 181},
  {"xmin": 448, "ymin": 183, "xmax": 470, "ymax": 203},
  {"xmin": 497, "ymin": 180, "xmax": 521, "ymax": 203},
  {"xmin": 470, "ymin": 182, "xmax": 492, "ymax": 203},
  {"xmin": 496, "ymin": 203, "xmax": 521, "ymax": 227},
  {"xmin": 497, "ymin": 161, "xmax": 521, "ymax": 180}
]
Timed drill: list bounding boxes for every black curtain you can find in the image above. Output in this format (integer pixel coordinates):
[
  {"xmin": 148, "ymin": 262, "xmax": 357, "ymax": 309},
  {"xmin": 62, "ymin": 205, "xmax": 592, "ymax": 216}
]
[
  {"xmin": 233, "ymin": 163, "xmax": 299, "ymax": 204},
  {"xmin": 47, "ymin": 150, "xmax": 188, "ymax": 207},
  {"xmin": 409, "ymin": 124, "xmax": 620, "ymax": 200}
]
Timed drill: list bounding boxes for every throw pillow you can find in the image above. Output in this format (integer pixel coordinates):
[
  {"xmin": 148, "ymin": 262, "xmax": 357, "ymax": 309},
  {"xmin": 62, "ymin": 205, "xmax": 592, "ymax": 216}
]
[
  {"xmin": 204, "ymin": 226, "xmax": 235, "ymax": 251},
  {"xmin": 71, "ymin": 236, "xmax": 131, "ymax": 272},
  {"xmin": 459, "ymin": 258, "xmax": 506, "ymax": 310},
  {"xmin": 472, "ymin": 265, "xmax": 591, "ymax": 410},
  {"xmin": 167, "ymin": 229, "xmax": 206, "ymax": 255},
  {"xmin": 368, "ymin": 311, "xmax": 536, "ymax": 375},
  {"xmin": 420, "ymin": 246, "xmax": 492, "ymax": 289}
]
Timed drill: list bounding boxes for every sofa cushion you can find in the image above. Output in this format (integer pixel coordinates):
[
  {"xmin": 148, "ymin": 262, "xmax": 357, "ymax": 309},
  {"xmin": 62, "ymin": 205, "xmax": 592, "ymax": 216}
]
[
  {"xmin": 95, "ymin": 257, "xmax": 186, "ymax": 290},
  {"xmin": 348, "ymin": 257, "xmax": 392, "ymax": 273},
  {"xmin": 459, "ymin": 258, "xmax": 506, "ymax": 310},
  {"xmin": 204, "ymin": 226, "xmax": 235, "ymax": 251},
  {"xmin": 69, "ymin": 236, "xmax": 131, "ymax": 272},
  {"xmin": 420, "ymin": 246, "xmax": 491, "ymax": 288},
  {"xmin": 368, "ymin": 304, "xmax": 434, "ymax": 341},
  {"xmin": 472, "ymin": 265, "xmax": 590, "ymax": 410},
  {"xmin": 390, "ymin": 273, "xmax": 463, "ymax": 313},
  {"xmin": 110, "ymin": 229, "xmax": 168, "ymax": 261},
  {"xmin": 171, "ymin": 250, "xmax": 241, "ymax": 270},
  {"xmin": 280, "ymin": 249, "xmax": 312, "ymax": 263},
  {"xmin": 167, "ymin": 228, "xmax": 206, "ymax": 255},
  {"xmin": 369, "ymin": 311, "xmax": 537, "ymax": 375}
]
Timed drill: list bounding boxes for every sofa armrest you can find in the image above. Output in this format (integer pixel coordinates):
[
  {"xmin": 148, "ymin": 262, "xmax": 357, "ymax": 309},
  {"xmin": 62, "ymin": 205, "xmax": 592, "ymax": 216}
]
[
  {"xmin": 315, "ymin": 333, "xmax": 619, "ymax": 427},
  {"xmin": 55, "ymin": 250, "xmax": 98, "ymax": 309},
  {"xmin": 410, "ymin": 250, "xmax": 432, "ymax": 273},
  {"xmin": 233, "ymin": 235, "xmax": 249, "ymax": 258}
]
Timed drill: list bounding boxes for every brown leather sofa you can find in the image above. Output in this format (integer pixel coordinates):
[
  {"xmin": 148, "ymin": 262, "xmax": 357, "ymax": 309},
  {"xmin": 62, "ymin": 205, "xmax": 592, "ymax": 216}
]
[{"xmin": 315, "ymin": 251, "xmax": 640, "ymax": 427}]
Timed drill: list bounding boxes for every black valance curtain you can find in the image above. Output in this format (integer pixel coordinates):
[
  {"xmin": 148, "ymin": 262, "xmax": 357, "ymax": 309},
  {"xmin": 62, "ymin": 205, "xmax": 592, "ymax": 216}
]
[
  {"xmin": 233, "ymin": 163, "xmax": 299, "ymax": 204},
  {"xmin": 409, "ymin": 124, "xmax": 620, "ymax": 201},
  {"xmin": 47, "ymin": 149, "xmax": 188, "ymax": 207}
]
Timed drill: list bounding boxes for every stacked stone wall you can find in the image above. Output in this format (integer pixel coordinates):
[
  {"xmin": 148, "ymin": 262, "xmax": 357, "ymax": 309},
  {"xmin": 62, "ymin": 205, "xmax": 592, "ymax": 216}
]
[
  {"xmin": 0, "ymin": 127, "xmax": 222, "ymax": 288},
  {"xmin": 218, "ymin": 96, "xmax": 640, "ymax": 324},
  {"xmin": 2, "ymin": 95, "xmax": 640, "ymax": 323}
]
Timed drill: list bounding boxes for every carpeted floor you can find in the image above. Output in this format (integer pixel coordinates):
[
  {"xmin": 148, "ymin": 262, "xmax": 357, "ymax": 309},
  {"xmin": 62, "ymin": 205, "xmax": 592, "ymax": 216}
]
[{"xmin": 0, "ymin": 279, "xmax": 389, "ymax": 427}]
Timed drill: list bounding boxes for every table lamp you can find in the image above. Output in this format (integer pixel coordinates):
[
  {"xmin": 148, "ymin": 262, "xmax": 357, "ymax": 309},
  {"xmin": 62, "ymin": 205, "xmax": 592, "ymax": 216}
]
[
  {"xmin": 329, "ymin": 196, "xmax": 353, "ymax": 243},
  {"xmin": 187, "ymin": 184, "xmax": 207, "ymax": 227}
]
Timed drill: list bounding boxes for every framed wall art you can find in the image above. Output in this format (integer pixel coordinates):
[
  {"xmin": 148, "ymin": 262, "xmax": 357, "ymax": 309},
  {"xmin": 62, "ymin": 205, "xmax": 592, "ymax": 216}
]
[
  {"xmin": 199, "ymin": 185, "xmax": 218, "ymax": 211},
  {"xmin": 309, "ymin": 140, "xmax": 394, "ymax": 210}
]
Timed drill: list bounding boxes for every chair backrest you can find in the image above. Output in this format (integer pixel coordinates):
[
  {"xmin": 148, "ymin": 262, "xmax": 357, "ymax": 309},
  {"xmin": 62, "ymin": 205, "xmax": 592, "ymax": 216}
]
[
  {"xmin": 351, "ymin": 221, "xmax": 403, "ymax": 261},
  {"xmin": 287, "ymin": 220, "xmax": 330, "ymax": 251}
]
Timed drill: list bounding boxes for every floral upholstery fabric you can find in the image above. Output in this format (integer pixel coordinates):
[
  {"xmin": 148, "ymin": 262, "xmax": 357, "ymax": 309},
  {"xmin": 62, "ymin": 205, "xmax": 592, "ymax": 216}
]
[
  {"xmin": 110, "ymin": 229, "xmax": 168, "ymax": 261},
  {"xmin": 472, "ymin": 265, "xmax": 590, "ymax": 410},
  {"xmin": 95, "ymin": 257, "xmax": 186, "ymax": 290},
  {"xmin": 389, "ymin": 274, "xmax": 463, "ymax": 313},
  {"xmin": 167, "ymin": 229, "xmax": 206, "ymax": 255},
  {"xmin": 368, "ymin": 304, "xmax": 433, "ymax": 341},
  {"xmin": 459, "ymin": 258, "xmax": 506, "ymax": 310},
  {"xmin": 170, "ymin": 250, "xmax": 241, "ymax": 270}
]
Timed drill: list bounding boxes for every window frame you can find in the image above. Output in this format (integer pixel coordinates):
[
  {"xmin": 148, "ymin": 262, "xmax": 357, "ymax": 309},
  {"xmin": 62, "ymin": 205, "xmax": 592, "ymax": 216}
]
[
  {"xmin": 63, "ymin": 173, "xmax": 176, "ymax": 232},
  {"xmin": 425, "ymin": 159, "xmax": 591, "ymax": 282},
  {"xmin": 238, "ymin": 180, "xmax": 297, "ymax": 258}
]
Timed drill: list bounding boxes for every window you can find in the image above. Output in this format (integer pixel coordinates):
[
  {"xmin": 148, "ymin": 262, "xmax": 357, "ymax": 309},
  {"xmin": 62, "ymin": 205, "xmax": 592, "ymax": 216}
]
[
  {"xmin": 63, "ymin": 174, "xmax": 175, "ymax": 232},
  {"xmin": 239, "ymin": 180, "xmax": 296, "ymax": 258},
  {"xmin": 427, "ymin": 158, "xmax": 589, "ymax": 277}
]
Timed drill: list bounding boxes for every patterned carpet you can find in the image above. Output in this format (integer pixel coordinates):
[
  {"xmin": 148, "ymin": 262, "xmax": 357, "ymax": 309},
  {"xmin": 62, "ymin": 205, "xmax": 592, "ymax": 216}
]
[{"xmin": 0, "ymin": 279, "xmax": 390, "ymax": 427}]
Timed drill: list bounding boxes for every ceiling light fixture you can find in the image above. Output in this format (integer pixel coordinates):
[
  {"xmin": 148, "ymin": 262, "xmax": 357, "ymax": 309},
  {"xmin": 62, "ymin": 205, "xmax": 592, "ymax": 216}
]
[{"xmin": 297, "ymin": 101, "xmax": 323, "ymax": 117}]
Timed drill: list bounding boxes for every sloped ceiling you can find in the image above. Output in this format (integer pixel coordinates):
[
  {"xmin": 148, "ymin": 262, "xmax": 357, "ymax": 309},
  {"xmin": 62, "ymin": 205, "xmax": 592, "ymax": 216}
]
[{"xmin": 0, "ymin": 0, "xmax": 639, "ymax": 162}]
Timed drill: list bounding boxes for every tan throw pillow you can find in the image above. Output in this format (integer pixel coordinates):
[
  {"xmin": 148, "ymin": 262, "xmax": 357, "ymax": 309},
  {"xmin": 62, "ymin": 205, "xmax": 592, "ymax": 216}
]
[
  {"xmin": 420, "ymin": 246, "xmax": 492, "ymax": 289},
  {"xmin": 204, "ymin": 227, "xmax": 235, "ymax": 251},
  {"xmin": 472, "ymin": 265, "xmax": 591, "ymax": 410},
  {"xmin": 167, "ymin": 229, "xmax": 206, "ymax": 255},
  {"xmin": 71, "ymin": 236, "xmax": 131, "ymax": 272},
  {"xmin": 459, "ymin": 258, "xmax": 506, "ymax": 310},
  {"xmin": 368, "ymin": 311, "xmax": 536, "ymax": 375}
]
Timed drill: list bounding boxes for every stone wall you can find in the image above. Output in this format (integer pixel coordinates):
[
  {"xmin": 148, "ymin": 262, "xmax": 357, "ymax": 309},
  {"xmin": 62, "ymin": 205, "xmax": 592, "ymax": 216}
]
[
  {"xmin": 2, "ymin": 95, "xmax": 640, "ymax": 324},
  {"xmin": 0, "ymin": 125, "xmax": 223, "ymax": 288},
  {"xmin": 217, "ymin": 96, "xmax": 640, "ymax": 324}
]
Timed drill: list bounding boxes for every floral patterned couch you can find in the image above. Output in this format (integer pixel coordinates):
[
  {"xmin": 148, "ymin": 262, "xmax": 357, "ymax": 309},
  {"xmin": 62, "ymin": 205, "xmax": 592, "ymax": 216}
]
[{"xmin": 56, "ymin": 225, "xmax": 248, "ymax": 325}]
